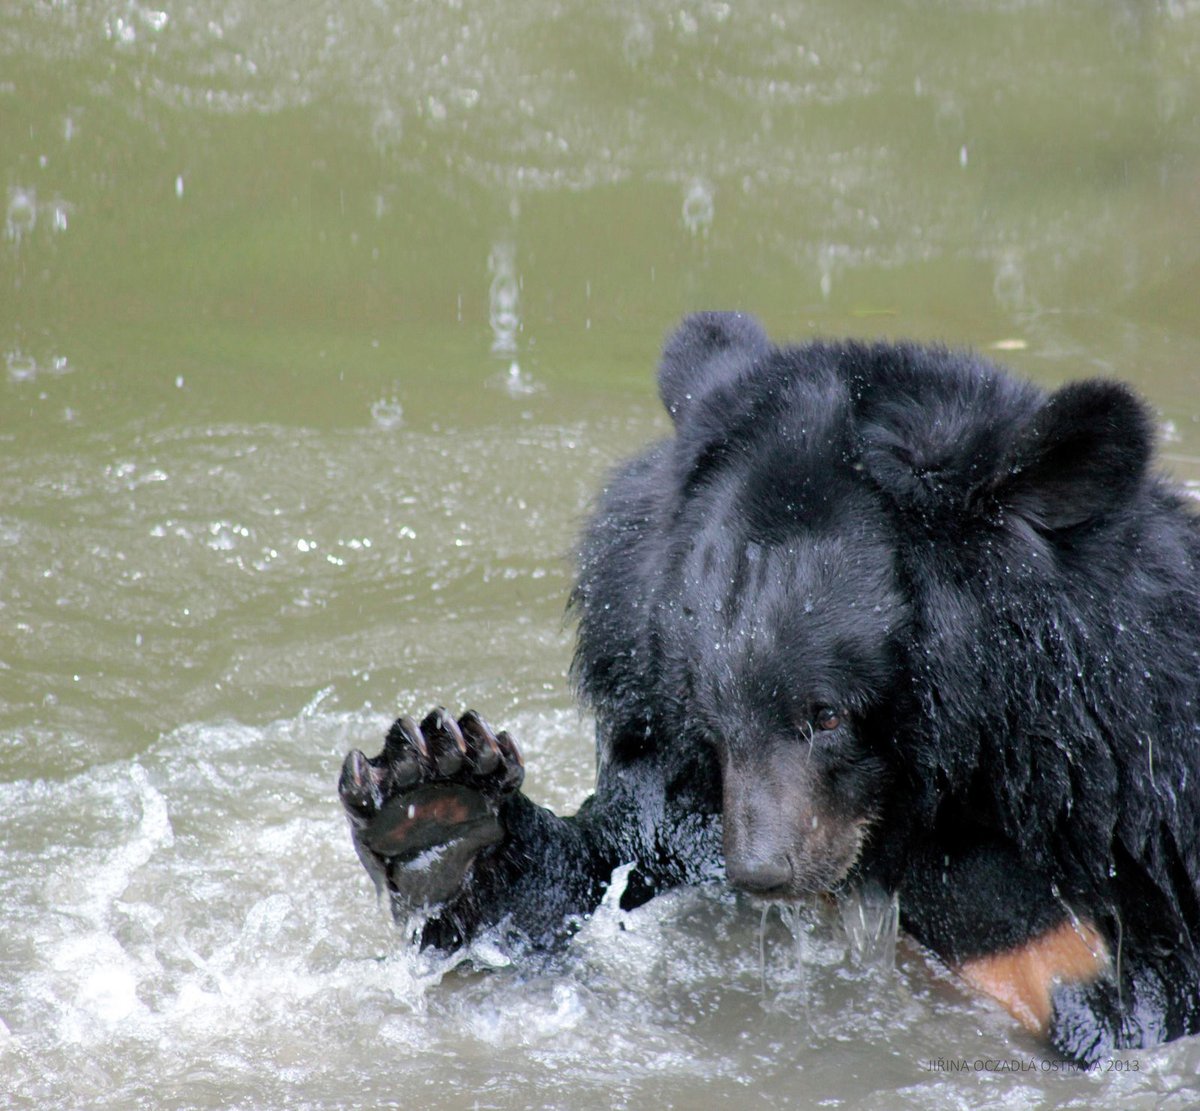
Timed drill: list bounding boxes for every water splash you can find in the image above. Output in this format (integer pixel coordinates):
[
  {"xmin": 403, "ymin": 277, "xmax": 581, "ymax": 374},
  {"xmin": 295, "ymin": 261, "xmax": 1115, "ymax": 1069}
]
[
  {"xmin": 5, "ymin": 187, "xmax": 37, "ymax": 246},
  {"xmin": 370, "ymin": 395, "xmax": 404, "ymax": 430},
  {"xmin": 577, "ymin": 861, "xmax": 637, "ymax": 944},
  {"xmin": 5, "ymin": 187, "xmax": 72, "ymax": 248},
  {"xmin": 104, "ymin": 3, "xmax": 170, "ymax": 48},
  {"xmin": 837, "ymin": 880, "xmax": 900, "ymax": 970},
  {"xmin": 681, "ymin": 178, "xmax": 715, "ymax": 237},
  {"xmin": 488, "ymin": 241, "xmax": 520, "ymax": 357},
  {"xmin": 6, "ymin": 351, "xmax": 38, "ymax": 383},
  {"xmin": 487, "ymin": 239, "xmax": 541, "ymax": 395},
  {"xmin": 498, "ymin": 360, "xmax": 541, "ymax": 396},
  {"xmin": 755, "ymin": 901, "xmax": 812, "ymax": 1018}
]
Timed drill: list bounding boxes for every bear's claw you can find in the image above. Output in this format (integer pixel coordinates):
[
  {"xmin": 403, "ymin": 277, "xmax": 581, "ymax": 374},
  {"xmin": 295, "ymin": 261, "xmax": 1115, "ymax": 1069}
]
[
  {"xmin": 339, "ymin": 707, "xmax": 524, "ymax": 912},
  {"xmin": 382, "ymin": 716, "xmax": 426, "ymax": 787},
  {"xmin": 460, "ymin": 709, "xmax": 502, "ymax": 775},
  {"xmin": 422, "ymin": 707, "xmax": 467, "ymax": 776},
  {"xmin": 337, "ymin": 748, "xmax": 382, "ymax": 822}
]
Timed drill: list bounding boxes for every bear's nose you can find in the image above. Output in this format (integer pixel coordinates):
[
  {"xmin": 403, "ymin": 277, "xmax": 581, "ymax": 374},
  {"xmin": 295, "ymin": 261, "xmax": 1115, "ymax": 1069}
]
[{"xmin": 725, "ymin": 853, "xmax": 794, "ymax": 897}]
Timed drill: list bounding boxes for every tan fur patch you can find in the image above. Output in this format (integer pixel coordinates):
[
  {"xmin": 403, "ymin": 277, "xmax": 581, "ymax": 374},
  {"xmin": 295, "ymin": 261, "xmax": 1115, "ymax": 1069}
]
[{"xmin": 955, "ymin": 919, "xmax": 1109, "ymax": 1034}]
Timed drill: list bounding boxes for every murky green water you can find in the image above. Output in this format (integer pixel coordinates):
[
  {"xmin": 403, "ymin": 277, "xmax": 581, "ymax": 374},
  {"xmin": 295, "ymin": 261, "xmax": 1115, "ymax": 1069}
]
[{"xmin": 3, "ymin": 2, "xmax": 1200, "ymax": 1108}]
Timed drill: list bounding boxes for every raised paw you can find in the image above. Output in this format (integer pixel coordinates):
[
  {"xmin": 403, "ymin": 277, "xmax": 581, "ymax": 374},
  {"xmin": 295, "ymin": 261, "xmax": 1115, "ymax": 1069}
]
[{"xmin": 338, "ymin": 707, "xmax": 524, "ymax": 912}]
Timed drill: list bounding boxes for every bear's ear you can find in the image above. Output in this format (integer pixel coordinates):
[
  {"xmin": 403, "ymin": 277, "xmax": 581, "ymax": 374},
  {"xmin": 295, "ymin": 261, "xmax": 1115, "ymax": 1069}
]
[
  {"xmin": 1003, "ymin": 379, "xmax": 1154, "ymax": 531},
  {"xmin": 658, "ymin": 312, "xmax": 770, "ymax": 426}
]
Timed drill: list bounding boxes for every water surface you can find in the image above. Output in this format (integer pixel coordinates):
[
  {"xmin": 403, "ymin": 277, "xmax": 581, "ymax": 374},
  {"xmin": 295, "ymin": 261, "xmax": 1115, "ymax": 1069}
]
[{"xmin": 3, "ymin": 2, "xmax": 1200, "ymax": 1108}]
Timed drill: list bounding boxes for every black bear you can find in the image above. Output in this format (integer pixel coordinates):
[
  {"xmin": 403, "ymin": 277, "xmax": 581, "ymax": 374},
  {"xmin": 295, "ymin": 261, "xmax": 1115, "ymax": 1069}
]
[{"xmin": 339, "ymin": 313, "xmax": 1200, "ymax": 1064}]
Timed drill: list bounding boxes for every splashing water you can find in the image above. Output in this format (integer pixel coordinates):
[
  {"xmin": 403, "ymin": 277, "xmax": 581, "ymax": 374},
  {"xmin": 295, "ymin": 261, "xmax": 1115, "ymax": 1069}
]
[
  {"xmin": 488, "ymin": 240, "xmax": 520, "ymax": 357},
  {"xmin": 5, "ymin": 186, "xmax": 37, "ymax": 245},
  {"xmin": 753, "ymin": 884, "xmax": 900, "ymax": 1023},
  {"xmin": 838, "ymin": 880, "xmax": 901, "ymax": 971},
  {"xmin": 487, "ymin": 239, "xmax": 541, "ymax": 395},
  {"xmin": 681, "ymin": 178, "xmax": 715, "ymax": 237},
  {"xmin": 755, "ymin": 900, "xmax": 814, "ymax": 1022}
]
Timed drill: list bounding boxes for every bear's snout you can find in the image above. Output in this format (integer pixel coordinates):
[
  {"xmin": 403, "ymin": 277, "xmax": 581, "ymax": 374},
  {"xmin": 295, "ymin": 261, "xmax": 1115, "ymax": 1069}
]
[
  {"xmin": 724, "ymin": 846, "xmax": 795, "ymax": 897},
  {"xmin": 721, "ymin": 756, "xmax": 863, "ymax": 899}
]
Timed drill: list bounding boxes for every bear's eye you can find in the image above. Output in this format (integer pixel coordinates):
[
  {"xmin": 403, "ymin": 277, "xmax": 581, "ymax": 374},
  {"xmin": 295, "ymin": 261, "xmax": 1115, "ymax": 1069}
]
[{"xmin": 814, "ymin": 707, "xmax": 842, "ymax": 731}]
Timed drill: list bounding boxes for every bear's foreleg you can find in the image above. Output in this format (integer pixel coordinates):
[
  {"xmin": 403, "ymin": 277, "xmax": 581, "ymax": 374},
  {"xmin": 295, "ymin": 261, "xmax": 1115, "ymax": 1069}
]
[{"xmin": 339, "ymin": 709, "xmax": 723, "ymax": 951}]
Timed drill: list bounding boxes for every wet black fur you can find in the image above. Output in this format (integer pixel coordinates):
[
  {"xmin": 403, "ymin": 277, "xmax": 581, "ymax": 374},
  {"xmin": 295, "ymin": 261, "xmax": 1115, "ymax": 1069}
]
[{"xmin": 416, "ymin": 313, "xmax": 1200, "ymax": 1064}]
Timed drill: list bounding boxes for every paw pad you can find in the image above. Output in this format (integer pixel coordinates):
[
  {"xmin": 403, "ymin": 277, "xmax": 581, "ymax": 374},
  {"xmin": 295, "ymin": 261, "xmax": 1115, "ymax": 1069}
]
[{"xmin": 338, "ymin": 707, "xmax": 524, "ymax": 909}]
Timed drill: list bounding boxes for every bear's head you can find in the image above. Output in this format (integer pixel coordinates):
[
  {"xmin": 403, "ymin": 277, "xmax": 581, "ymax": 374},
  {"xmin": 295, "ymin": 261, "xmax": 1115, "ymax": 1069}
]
[
  {"xmin": 653, "ymin": 315, "xmax": 907, "ymax": 896},
  {"xmin": 575, "ymin": 313, "xmax": 1155, "ymax": 901}
]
